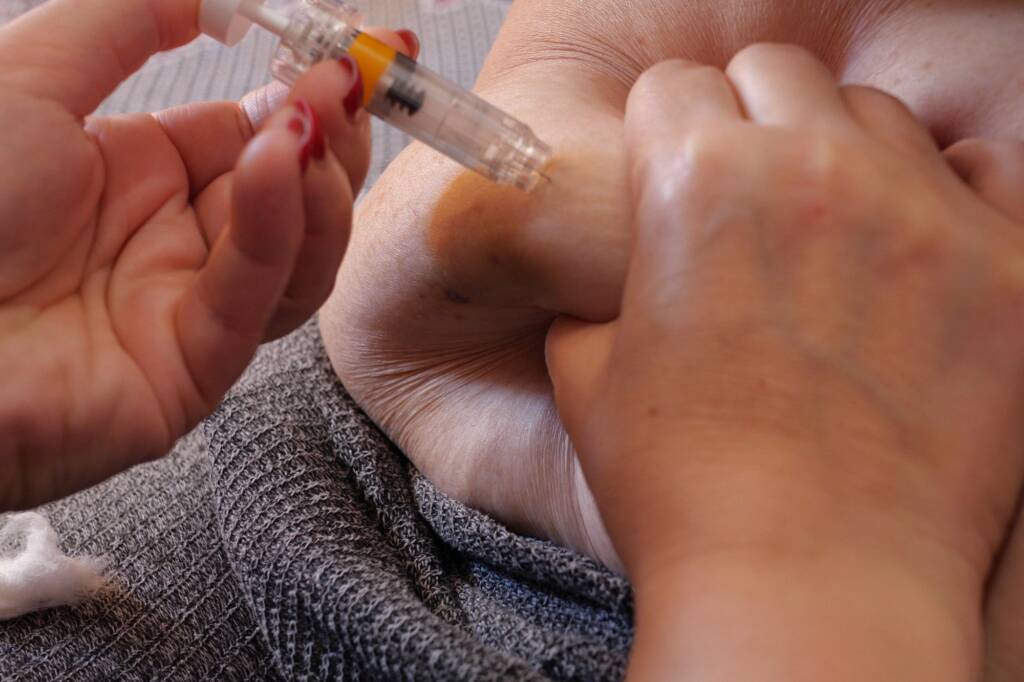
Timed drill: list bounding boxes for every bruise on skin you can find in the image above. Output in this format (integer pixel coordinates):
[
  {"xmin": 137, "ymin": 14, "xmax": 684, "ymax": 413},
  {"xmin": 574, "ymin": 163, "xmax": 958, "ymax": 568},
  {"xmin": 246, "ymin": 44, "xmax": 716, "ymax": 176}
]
[
  {"xmin": 426, "ymin": 168, "xmax": 551, "ymax": 305},
  {"xmin": 443, "ymin": 287, "xmax": 471, "ymax": 304}
]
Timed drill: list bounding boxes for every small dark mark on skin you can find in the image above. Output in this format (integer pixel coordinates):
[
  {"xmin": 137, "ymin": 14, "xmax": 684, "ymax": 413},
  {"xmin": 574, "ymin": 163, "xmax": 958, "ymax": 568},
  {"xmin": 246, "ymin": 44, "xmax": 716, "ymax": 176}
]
[
  {"xmin": 444, "ymin": 288, "xmax": 471, "ymax": 304},
  {"xmin": 646, "ymin": 406, "xmax": 660, "ymax": 418}
]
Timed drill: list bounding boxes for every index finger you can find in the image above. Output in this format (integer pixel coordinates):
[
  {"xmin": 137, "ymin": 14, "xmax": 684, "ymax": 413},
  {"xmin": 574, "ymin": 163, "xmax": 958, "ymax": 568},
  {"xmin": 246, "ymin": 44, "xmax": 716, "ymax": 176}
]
[
  {"xmin": 624, "ymin": 59, "xmax": 742, "ymax": 192},
  {"xmin": 0, "ymin": 0, "xmax": 200, "ymax": 117},
  {"xmin": 725, "ymin": 43, "xmax": 847, "ymax": 126},
  {"xmin": 153, "ymin": 26, "xmax": 412, "ymax": 197},
  {"xmin": 621, "ymin": 59, "xmax": 766, "ymax": 323}
]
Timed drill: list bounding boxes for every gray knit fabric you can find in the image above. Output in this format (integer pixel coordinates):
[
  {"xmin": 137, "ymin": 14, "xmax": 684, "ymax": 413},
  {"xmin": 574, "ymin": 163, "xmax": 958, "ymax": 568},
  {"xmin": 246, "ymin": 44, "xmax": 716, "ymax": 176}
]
[
  {"xmin": 206, "ymin": 321, "xmax": 631, "ymax": 681},
  {"xmin": 0, "ymin": 1, "xmax": 633, "ymax": 679}
]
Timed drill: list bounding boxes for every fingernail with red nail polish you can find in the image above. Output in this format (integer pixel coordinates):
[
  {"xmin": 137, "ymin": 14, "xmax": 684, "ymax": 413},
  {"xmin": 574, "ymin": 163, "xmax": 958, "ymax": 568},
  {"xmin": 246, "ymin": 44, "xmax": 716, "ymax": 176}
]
[
  {"xmin": 339, "ymin": 55, "xmax": 364, "ymax": 120},
  {"xmin": 396, "ymin": 29, "xmax": 420, "ymax": 60},
  {"xmin": 288, "ymin": 99, "xmax": 324, "ymax": 173}
]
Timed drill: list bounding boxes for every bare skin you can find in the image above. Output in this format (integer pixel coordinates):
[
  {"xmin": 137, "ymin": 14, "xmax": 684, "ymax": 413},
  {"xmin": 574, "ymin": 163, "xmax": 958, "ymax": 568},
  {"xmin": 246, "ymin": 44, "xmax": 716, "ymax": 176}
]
[
  {"xmin": 0, "ymin": 0, "xmax": 411, "ymax": 509},
  {"xmin": 548, "ymin": 50, "xmax": 1024, "ymax": 681},
  {"xmin": 322, "ymin": 0, "xmax": 1024, "ymax": 571},
  {"xmin": 321, "ymin": 0, "xmax": 1024, "ymax": 675}
]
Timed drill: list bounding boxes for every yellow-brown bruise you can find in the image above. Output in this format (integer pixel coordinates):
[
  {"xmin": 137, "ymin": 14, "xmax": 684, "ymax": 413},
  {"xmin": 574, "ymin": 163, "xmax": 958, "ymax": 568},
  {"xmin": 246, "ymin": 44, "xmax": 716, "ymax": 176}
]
[
  {"xmin": 422, "ymin": 136, "xmax": 628, "ymax": 319},
  {"xmin": 427, "ymin": 166, "xmax": 551, "ymax": 306}
]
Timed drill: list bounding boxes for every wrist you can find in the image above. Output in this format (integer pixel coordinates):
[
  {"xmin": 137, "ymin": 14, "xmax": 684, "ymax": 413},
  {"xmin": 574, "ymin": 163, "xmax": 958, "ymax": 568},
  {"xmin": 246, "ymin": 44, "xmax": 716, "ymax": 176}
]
[{"xmin": 628, "ymin": 546, "xmax": 981, "ymax": 682}]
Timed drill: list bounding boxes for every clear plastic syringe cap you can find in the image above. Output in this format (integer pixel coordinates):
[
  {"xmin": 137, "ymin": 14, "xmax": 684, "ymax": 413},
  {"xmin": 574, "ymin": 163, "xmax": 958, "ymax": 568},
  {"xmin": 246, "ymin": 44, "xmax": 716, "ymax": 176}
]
[
  {"xmin": 269, "ymin": 1, "xmax": 363, "ymax": 86},
  {"xmin": 199, "ymin": 0, "xmax": 255, "ymax": 46}
]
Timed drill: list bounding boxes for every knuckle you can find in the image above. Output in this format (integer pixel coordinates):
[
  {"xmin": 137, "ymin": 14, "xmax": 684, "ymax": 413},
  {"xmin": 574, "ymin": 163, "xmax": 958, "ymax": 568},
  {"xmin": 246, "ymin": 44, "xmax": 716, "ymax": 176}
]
[
  {"xmin": 632, "ymin": 152, "xmax": 686, "ymax": 217},
  {"xmin": 947, "ymin": 138, "xmax": 1024, "ymax": 220},
  {"xmin": 634, "ymin": 127, "xmax": 734, "ymax": 208},
  {"xmin": 631, "ymin": 60, "xmax": 727, "ymax": 105},
  {"xmin": 631, "ymin": 60, "xmax": 678, "ymax": 102},
  {"xmin": 799, "ymin": 131, "xmax": 851, "ymax": 188},
  {"xmin": 842, "ymin": 85, "xmax": 914, "ymax": 119},
  {"xmin": 636, "ymin": 59, "xmax": 697, "ymax": 88},
  {"xmin": 758, "ymin": 131, "xmax": 869, "ymax": 251},
  {"xmin": 948, "ymin": 138, "xmax": 1024, "ymax": 175},
  {"xmin": 948, "ymin": 137, "xmax": 1000, "ymax": 168},
  {"xmin": 983, "ymin": 139, "xmax": 1024, "ymax": 178},
  {"xmin": 991, "ymin": 258, "xmax": 1024, "ymax": 318},
  {"xmin": 728, "ymin": 42, "xmax": 816, "ymax": 76},
  {"xmin": 775, "ymin": 133, "xmax": 856, "ymax": 241},
  {"xmin": 875, "ymin": 212, "xmax": 954, "ymax": 279},
  {"xmin": 676, "ymin": 63, "xmax": 728, "ymax": 90},
  {"xmin": 630, "ymin": 59, "xmax": 707, "ymax": 109},
  {"xmin": 680, "ymin": 127, "xmax": 733, "ymax": 174}
]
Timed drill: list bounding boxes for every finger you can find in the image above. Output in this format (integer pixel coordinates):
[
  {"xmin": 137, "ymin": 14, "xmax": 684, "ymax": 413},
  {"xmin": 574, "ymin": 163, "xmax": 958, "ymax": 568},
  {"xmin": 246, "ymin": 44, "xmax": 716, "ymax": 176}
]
[
  {"xmin": 162, "ymin": 27, "xmax": 406, "ymax": 277},
  {"xmin": 162, "ymin": 59, "xmax": 360, "ymax": 232},
  {"xmin": 726, "ymin": 43, "xmax": 847, "ymax": 126},
  {"xmin": 159, "ymin": 84, "xmax": 288, "ymax": 249},
  {"xmin": 175, "ymin": 105, "xmax": 308, "ymax": 405},
  {"xmin": 155, "ymin": 100, "xmax": 259, "ymax": 200},
  {"xmin": 841, "ymin": 86, "xmax": 940, "ymax": 160},
  {"xmin": 0, "ymin": 0, "xmax": 199, "ymax": 117},
  {"xmin": 945, "ymin": 139, "xmax": 1024, "ymax": 223},
  {"xmin": 623, "ymin": 68, "xmax": 782, "ymax": 322},
  {"xmin": 546, "ymin": 317, "xmax": 617, "ymax": 434},
  {"xmin": 984, "ymin": 519, "xmax": 1024, "ymax": 682},
  {"xmin": 362, "ymin": 27, "xmax": 416, "ymax": 59},
  {"xmin": 192, "ymin": 91, "xmax": 352, "ymax": 278},
  {"xmin": 236, "ymin": 25, "xmax": 412, "ymax": 193},
  {"xmin": 625, "ymin": 59, "xmax": 743, "ymax": 188},
  {"xmin": 155, "ymin": 25, "xmax": 414, "ymax": 199},
  {"xmin": 155, "ymin": 82, "xmax": 289, "ymax": 200},
  {"xmin": 395, "ymin": 29, "xmax": 421, "ymax": 61},
  {"xmin": 306, "ymin": 27, "xmax": 417, "ymax": 194},
  {"xmin": 285, "ymin": 57, "xmax": 370, "ymax": 196},
  {"xmin": 266, "ymin": 102, "xmax": 357, "ymax": 339},
  {"xmin": 240, "ymin": 81, "xmax": 290, "ymax": 130}
]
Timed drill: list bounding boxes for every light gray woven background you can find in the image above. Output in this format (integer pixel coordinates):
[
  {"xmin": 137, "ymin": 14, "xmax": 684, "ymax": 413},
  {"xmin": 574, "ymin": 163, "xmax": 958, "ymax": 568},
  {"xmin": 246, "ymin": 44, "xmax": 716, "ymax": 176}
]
[{"xmin": 0, "ymin": 0, "xmax": 510, "ymax": 187}]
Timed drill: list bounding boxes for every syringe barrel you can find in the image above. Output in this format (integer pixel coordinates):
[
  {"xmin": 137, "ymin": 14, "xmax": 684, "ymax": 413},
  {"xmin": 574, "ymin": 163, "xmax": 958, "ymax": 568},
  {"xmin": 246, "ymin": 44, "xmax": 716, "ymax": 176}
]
[{"xmin": 270, "ymin": 0, "xmax": 550, "ymax": 191}]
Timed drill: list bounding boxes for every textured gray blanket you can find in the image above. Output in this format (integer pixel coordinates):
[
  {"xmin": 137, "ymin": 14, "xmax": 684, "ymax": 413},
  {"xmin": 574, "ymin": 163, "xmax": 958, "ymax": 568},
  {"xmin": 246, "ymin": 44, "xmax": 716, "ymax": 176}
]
[{"xmin": 0, "ymin": 1, "xmax": 633, "ymax": 679}]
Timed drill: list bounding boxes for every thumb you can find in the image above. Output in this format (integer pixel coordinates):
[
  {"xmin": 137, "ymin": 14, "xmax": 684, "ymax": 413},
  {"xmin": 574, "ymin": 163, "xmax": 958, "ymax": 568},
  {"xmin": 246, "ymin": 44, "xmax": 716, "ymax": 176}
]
[
  {"xmin": 545, "ymin": 317, "xmax": 618, "ymax": 434},
  {"xmin": 0, "ymin": 0, "xmax": 200, "ymax": 117}
]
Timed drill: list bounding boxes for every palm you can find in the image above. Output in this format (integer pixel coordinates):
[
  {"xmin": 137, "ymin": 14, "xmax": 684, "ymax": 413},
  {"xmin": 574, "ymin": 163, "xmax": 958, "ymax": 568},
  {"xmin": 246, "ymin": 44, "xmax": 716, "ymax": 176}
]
[
  {"xmin": 0, "ymin": 94, "xmax": 240, "ymax": 506},
  {"xmin": 0, "ymin": 0, "xmax": 406, "ymax": 510}
]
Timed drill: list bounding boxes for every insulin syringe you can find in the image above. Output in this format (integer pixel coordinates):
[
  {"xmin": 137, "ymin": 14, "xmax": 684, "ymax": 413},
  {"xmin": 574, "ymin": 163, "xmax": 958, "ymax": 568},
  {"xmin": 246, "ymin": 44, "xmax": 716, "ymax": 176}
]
[{"xmin": 200, "ymin": 0, "xmax": 552, "ymax": 191}]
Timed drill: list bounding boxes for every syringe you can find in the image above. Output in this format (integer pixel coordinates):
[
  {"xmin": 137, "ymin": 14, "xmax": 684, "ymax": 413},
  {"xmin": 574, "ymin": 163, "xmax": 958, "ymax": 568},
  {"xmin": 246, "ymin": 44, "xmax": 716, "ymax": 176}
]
[{"xmin": 199, "ymin": 0, "xmax": 552, "ymax": 191}]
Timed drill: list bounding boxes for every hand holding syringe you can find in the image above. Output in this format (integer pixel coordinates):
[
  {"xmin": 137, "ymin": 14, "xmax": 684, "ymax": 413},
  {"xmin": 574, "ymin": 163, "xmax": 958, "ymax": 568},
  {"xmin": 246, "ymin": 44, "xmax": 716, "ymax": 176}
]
[{"xmin": 200, "ymin": 0, "xmax": 552, "ymax": 191}]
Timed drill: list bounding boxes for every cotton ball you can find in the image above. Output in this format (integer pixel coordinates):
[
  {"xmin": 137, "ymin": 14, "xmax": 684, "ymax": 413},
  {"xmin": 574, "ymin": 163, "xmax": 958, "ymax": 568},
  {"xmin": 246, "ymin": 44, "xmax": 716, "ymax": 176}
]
[{"xmin": 0, "ymin": 512, "xmax": 107, "ymax": 620}]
